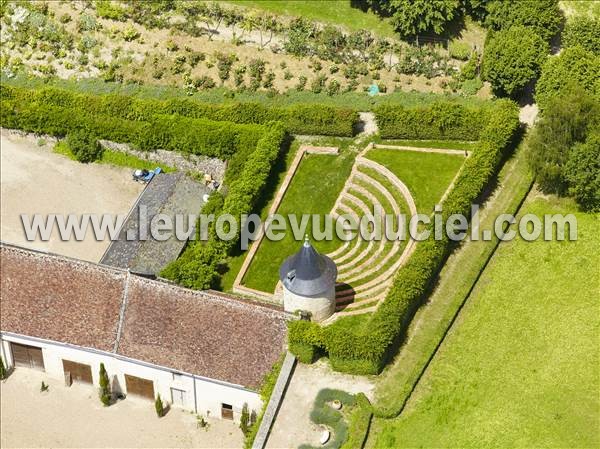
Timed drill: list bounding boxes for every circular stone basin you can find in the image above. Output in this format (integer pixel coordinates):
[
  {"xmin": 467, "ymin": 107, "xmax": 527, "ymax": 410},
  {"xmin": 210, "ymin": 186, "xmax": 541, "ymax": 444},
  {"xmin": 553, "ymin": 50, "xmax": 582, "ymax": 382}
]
[{"xmin": 331, "ymin": 400, "xmax": 342, "ymax": 410}]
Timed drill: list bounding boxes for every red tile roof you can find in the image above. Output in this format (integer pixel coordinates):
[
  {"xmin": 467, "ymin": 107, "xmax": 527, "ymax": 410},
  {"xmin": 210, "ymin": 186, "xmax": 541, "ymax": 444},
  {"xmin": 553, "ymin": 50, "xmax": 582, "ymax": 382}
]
[
  {"xmin": 0, "ymin": 245, "xmax": 124, "ymax": 351},
  {"xmin": 0, "ymin": 244, "xmax": 288, "ymax": 389}
]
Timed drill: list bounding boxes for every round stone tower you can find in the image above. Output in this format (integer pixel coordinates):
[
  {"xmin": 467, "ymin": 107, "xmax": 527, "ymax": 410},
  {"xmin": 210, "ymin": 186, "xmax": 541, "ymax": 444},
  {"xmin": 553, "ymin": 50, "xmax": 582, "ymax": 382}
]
[{"xmin": 279, "ymin": 237, "xmax": 337, "ymax": 322}]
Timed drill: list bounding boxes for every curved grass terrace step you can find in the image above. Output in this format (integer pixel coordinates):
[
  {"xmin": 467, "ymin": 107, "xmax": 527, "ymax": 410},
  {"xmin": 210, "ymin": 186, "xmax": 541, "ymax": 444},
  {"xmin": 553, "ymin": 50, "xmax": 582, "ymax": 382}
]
[{"xmin": 324, "ymin": 150, "xmax": 419, "ymax": 314}]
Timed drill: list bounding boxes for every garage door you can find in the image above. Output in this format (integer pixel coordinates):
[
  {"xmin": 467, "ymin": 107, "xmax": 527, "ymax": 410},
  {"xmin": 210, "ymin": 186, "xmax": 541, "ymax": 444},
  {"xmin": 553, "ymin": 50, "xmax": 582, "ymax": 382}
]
[
  {"xmin": 62, "ymin": 360, "xmax": 93, "ymax": 384},
  {"xmin": 125, "ymin": 374, "xmax": 155, "ymax": 400},
  {"xmin": 11, "ymin": 342, "xmax": 45, "ymax": 370}
]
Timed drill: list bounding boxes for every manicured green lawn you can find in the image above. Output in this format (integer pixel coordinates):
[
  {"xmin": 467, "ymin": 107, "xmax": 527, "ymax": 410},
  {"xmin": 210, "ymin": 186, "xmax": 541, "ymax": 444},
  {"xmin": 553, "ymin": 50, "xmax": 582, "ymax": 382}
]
[
  {"xmin": 225, "ymin": 0, "xmax": 397, "ymax": 37},
  {"xmin": 377, "ymin": 139, "xmax": 478, "ymax": 151},
  {"xmin": 366, "ymin": 149, "xmax": 465, "ymax": 214},
  {"xmin": 241, "ymin": 146, "xmax": 355, "ymax": 293},
  {"xmin": 373, "ymin": 196, "xmax": 600, "ymax": 448}
]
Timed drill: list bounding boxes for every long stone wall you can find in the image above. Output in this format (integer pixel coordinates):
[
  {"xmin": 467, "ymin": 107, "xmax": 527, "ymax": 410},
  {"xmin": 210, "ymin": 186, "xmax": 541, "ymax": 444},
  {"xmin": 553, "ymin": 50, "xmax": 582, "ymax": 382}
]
[{"xmin": 99, "ymin": 140, "xmax": 227, "ymax": 182}]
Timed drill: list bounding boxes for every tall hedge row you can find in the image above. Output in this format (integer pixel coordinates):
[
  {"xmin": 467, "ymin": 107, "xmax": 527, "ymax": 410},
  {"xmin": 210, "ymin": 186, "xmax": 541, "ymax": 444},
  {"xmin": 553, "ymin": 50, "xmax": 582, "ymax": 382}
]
[
  {"xmin": 161, "ymin": 123, "xmax": 288, "ymax": 289},
  {"xmin": 374, "ymin": 101, "xmax": 488, "ymax": 140},
  {"xmin": 0, "ymin": 93, "xmax": 263, "ymax": 159},
  {"xmin": 1, "ymin": 85, "xmax": 358, "ymax": 137},
  {"xmin": 289, "ymin": 99, "xmax": 520, "ymax": 376}
]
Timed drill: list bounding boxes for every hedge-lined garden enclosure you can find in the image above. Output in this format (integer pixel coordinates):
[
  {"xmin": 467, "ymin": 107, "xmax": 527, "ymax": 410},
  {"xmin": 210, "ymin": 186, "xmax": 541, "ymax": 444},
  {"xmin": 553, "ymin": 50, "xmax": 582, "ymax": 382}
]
[{"xmin": 288, "ymin": 98, "xmax": 520, "ymax": 375}]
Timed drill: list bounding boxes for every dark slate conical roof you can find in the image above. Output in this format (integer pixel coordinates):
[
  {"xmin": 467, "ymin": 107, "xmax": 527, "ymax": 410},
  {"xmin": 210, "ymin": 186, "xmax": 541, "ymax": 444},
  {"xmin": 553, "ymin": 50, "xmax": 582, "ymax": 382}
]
[{"xmin": 279, "ymin": 238, "xmax": 337, "ymax": 296}]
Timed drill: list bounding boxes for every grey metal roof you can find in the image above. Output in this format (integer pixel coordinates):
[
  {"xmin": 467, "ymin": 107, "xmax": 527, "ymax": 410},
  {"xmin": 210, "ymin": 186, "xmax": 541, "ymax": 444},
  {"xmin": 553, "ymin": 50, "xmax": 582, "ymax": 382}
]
[{"xmin": 279, "ymin": 239, "xmax": 337, "ymax": 296}]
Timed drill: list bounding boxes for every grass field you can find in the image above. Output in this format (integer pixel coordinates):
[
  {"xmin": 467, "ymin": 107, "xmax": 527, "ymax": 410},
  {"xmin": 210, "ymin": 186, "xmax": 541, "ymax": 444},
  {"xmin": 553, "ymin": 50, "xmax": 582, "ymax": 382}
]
[
  {"xmin": 372, "ymin": 195, "xmax": 600, "ymax": 448},
  {"xmin": 241, "ymin": 144, "xmax": 355, "ymax": 293},
  {"xmin": 366, "ymin": 149, "xmax": 465, "ymax": 213},
  {"xmin": 225, "ymin": 1, "xmax": 397, "ymax": 38},
  {"xmin": 53, "ymin": 141, "xmax": 176, "ymax": 172}
]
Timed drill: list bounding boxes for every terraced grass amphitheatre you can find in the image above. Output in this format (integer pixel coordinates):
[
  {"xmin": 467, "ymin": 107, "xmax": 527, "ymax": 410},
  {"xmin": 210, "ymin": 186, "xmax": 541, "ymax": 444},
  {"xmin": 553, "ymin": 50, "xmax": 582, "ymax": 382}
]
[{"xmin": 234, "ymin": 141, "xmax": 468, "ymax": 319}]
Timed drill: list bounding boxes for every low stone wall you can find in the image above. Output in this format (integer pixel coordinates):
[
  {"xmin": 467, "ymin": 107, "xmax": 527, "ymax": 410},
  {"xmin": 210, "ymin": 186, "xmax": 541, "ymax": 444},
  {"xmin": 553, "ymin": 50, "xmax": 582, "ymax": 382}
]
[
  {"xmin": 99, "ymin": 140, "xmax": 227, "ymax": 182},
  {"xmin": 251, "ymin": 352, "xmax": 297, "ymax": 449}
]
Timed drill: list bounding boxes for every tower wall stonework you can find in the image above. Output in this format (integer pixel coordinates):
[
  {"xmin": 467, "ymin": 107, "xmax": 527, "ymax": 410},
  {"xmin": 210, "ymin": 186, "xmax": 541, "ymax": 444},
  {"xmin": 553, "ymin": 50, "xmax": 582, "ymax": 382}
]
[{"xmin": 282, "ymin": 285, "xmax": 336, "ymax": 322}]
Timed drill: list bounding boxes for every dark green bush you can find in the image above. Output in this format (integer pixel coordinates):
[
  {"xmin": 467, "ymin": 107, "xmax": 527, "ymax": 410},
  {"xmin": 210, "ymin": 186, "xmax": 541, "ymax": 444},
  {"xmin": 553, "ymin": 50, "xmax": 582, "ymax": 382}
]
[
  {"xmin": 0, "ymin": 90, "xmax": 263, "ymax": 160},
  {"xmin": 374, "ymin": 101, "xmax": 486, "ymax": 140},
  {"xmin": 341, "ymin": 393, "xmax": 372, "ymax": 449},
  {"xmin": 482, "ymin": 26, "xmax": 548, "ymax": 98},
  {"xmin": 535, "ymin": 46, "xmax": 600, "ymax": 112},
  {"xmin": 299, "ymin": 389, "xmax": 357, "ymax": 449},
  {"xmin": 484, "ymin": 0, "xmax": 562, "ymax": 42},
  {"xmin": 564, "ymin": 132, "xmax": 600, "ymax": 212},
  {"xmin": 289, "ymin": 100, "xmax": 520, "ymax": 377},
  {"xmin": 66, "ymin": 130, "xmax": 103, "ymax": 163}
]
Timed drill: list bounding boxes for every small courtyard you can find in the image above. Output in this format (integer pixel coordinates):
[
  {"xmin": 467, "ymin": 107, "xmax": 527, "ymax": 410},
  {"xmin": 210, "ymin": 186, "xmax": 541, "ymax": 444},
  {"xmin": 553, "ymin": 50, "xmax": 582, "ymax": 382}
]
[{"xmin": 0, "ymin": 369, "xmax": 243, "ymax": 448}]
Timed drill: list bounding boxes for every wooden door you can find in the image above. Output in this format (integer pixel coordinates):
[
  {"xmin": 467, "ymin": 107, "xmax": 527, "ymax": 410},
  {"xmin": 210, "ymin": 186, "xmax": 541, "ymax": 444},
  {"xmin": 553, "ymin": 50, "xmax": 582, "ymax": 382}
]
[
  {"xmin": 221, "ymin": 403, "xmax": 234, "ymax": 420},
  {"xmin": 125, "ymin": 374, "xmax": 155, "ymax": 400},
  {"xmin": 62, "ymin": 360, "xmax": 93, "ymax": 384},
  {"xmin": 11, "ymin": 343, "xmax": 45, "ymax": 370}
]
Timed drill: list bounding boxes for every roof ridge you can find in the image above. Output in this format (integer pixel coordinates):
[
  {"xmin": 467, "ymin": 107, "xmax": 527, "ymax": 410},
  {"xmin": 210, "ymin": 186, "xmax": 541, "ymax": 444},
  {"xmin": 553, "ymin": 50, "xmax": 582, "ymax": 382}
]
[{"xmin": 112, "ymin": 269, "xmax": 131, "ymax": 353}]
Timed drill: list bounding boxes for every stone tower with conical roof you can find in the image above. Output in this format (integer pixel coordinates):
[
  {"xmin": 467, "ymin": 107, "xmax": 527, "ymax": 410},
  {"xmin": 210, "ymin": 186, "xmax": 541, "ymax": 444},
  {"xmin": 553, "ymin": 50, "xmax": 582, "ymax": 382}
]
[{"xmin": 279, "ymin": 237, "xmax": 337, "ymax": 321}]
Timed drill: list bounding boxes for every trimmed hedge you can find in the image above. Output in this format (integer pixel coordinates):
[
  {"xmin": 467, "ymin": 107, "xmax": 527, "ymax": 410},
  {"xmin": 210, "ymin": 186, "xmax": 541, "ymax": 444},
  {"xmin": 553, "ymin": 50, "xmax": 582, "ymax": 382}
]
[
  {"xmin": 340, "ymin": 393, "xmax": 373, "ymax": 449},
  {"xmin": 1, "ymin": 85, "xmax": 358, "ymax": 137},
  {"xmin": 0, "ymin": 90, "xmax": 264, "ymax": 160},
  {"xmin": 289, "ymin": 99, "xmax": 520, "ymax": 376},
  {"xmin": 161, "ymin": 123, "xmax": 288, "ymax": 289},
  {"xmin": 374, "ymin": 101, "xmax": 487, "ymax": 140}
]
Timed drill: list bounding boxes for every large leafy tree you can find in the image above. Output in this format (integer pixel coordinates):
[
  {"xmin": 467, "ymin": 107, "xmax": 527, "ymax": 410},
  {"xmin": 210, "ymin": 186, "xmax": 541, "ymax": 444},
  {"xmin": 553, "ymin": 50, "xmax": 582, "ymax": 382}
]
[
  {"xmin": 564, "ymin": 132, "xmax": 600, "ymax": 211},
  {"xmin": 482, "ymin": 26, "xmax": 548, "ymax": 98},
  {"xmin": 385, "ymin": 0, "xmax": 461, "ymax": 38},
  {"xmin": 535, "ymin": 46, "xmax": 600, "ymax": 111},
  {"xmin": 527, "ymin": 90, "xmax": 599, "ymax": 195},
  {"xmin": 562, "ymin": 16, "xmax": 600, "ymax": 55},
  {"xmin": 484, "ymin": 0, "xmax": 562, "ymax": 42}
]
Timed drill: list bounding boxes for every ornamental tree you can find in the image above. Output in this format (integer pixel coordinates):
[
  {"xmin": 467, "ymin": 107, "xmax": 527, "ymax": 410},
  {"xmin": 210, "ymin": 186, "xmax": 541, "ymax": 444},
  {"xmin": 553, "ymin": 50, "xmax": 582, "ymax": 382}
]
[
  {"xmin": 387, "ymin": 0, "xmax": 461, "ymax": 38},
  {"xmin": 482, "ymin": 26, "xmax": 548, "ymax": 98},
  {"xmin": 564, "ymin": 133, "xmax": 600, "ymax": 212}
]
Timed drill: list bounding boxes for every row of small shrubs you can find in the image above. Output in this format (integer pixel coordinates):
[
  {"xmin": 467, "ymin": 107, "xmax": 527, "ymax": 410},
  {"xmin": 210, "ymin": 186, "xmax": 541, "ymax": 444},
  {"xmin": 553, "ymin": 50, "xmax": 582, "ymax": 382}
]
[
  {"xmin": 161, "ymin": 123, "xmax": 288, "ymax": 289},
  {"xmin": 2, "ymin": 85, "xmax": 357, "ymax": 137},
  {"xmin": 288, "ymin": 99, "xmax": 520, "ymax": 381},
  {"xmin": 374, "ymin": 101, "xmax": 488, "ymax": 141}
]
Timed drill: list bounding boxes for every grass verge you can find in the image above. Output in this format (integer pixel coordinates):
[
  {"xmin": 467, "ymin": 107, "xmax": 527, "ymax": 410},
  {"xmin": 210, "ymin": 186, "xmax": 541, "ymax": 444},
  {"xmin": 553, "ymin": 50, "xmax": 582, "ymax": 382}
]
[
  {"xmin": 372, "ymin": 192, "xmax": 599, "ymax": 447},
  {"xmin": 370, "ymin": 140, "xmax": 534, "ymax": 419}
]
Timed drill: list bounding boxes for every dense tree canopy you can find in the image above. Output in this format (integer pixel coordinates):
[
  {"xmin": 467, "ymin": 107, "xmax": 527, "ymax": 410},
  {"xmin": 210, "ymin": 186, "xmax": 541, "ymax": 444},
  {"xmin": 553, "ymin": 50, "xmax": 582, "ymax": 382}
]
[
  {"xmin": 482, "ymin": 26, "xmax": 548, "ymax": 98},
  {"xmin": 527, "ymin": 90, "xmax": 599, "ymax": 195},
  {"xmin": 484, "ymin": 0, "xmax": 562, "ymax": 42},
  {"xmin": 535, "ymin": 46, "xmax": 600, "ymax": 111},
  {"xmin": 562, "ymin": 16, "xmax": 600, "ymax": 55},
  {"xmin": 382, "ymin": 0, "xmax": 461, "ymax": 38},
  {"xmin": 564, "ymin": 132, "xmax": 600, "ymax": 211}
]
